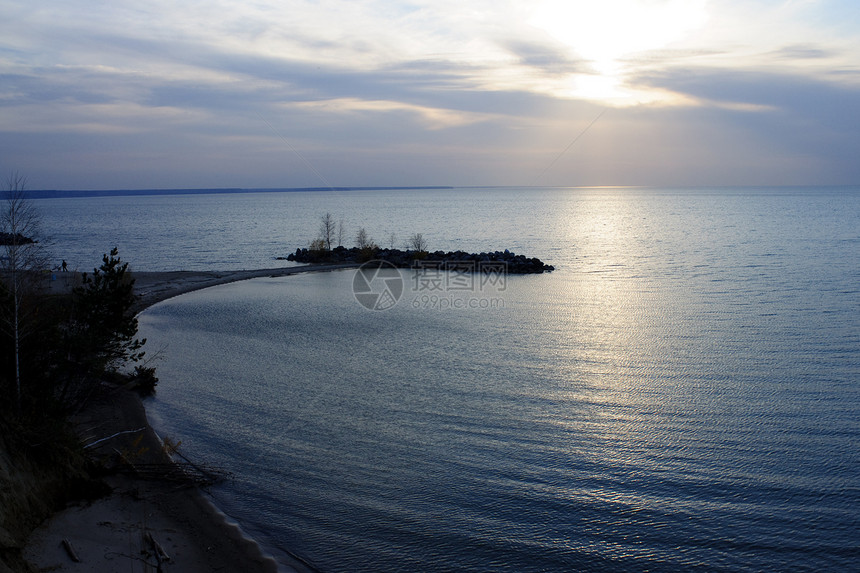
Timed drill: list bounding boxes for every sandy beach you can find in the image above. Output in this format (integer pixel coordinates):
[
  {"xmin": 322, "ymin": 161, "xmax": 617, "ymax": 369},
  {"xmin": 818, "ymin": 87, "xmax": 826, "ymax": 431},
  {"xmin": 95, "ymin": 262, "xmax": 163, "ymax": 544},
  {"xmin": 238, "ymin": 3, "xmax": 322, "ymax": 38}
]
[{"xmin": 25, "ymin": 264, "xmax": 358, "ymax": 573}]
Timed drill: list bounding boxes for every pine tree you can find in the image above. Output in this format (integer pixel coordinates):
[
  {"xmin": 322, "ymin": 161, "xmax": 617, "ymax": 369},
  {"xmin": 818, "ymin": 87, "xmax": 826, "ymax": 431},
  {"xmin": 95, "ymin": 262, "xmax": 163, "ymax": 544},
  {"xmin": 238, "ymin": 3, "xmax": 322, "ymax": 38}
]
[{"xmin": 72, "ymin": 248, "xmax": 145, "ymax": 373}]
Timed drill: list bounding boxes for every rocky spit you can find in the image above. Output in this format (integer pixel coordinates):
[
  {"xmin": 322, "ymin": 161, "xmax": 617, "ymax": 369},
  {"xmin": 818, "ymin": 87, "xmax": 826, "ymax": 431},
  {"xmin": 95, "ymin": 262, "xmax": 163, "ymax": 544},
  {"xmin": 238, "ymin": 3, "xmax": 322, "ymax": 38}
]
[
  {"xmin": 284, "ymin": 246, "xmax": 555, "ymax": 273},
  {"xmin": 0, "ymin": 232, "xmax": 35, "ymax": 245}
]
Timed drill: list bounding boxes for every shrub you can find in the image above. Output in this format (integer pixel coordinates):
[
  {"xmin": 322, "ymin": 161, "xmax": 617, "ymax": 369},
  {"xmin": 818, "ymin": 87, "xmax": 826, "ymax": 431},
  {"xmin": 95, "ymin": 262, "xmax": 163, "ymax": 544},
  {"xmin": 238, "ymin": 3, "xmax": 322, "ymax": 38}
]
[{"xmin": 131, "ymin": 365, "xmax": 158, "ymax": 397}]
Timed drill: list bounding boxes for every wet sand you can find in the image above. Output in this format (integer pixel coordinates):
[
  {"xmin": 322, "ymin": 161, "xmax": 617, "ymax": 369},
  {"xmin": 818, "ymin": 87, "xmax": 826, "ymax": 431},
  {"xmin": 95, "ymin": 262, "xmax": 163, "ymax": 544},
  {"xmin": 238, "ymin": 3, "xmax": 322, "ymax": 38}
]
[{"xmin": 130, "ymin": 263, "xmax": 361, "ymax": 313}]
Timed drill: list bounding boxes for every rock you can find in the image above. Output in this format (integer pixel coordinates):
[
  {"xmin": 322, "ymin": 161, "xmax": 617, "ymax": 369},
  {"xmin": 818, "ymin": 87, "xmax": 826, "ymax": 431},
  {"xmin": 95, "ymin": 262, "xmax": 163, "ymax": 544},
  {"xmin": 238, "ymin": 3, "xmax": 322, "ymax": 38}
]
[
  {"xmin": 282, "ymin": 246, "xmax": 554, "ymax": 273},
  {"xmin": 0, "ymin": 232, "xmax": 34, "ymax": 245}
]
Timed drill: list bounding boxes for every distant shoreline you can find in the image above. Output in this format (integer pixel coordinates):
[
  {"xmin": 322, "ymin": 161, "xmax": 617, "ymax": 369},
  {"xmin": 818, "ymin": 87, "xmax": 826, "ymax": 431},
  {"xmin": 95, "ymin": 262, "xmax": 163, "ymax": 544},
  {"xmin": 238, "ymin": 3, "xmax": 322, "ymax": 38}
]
[
  {"xmin": 25, "ymin": 186, "xmax": 454, "ymax": 199},
  {"xmin": 25, "ymin": 185, "xmax": 860, "ymax": 201}
]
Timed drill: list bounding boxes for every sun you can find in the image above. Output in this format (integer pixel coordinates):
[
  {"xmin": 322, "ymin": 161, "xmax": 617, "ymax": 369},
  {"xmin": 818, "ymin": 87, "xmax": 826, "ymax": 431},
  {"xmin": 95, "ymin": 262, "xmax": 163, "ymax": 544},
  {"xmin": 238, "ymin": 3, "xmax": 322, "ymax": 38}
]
[{"xmin": 530, "ymin": 0, "xmax": 708, "ymax": 102}]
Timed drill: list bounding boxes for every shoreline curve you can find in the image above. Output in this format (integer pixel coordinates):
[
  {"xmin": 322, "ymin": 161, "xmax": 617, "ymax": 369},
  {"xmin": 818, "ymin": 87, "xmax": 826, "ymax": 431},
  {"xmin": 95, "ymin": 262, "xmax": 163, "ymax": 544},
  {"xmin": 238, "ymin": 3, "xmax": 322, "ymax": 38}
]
[
  {"xmin": 26, "ymin": 264, "xmax": 358, "ymax": 573},
  {"xmin": 131, "ymin": 263, "xmax": 361, "ymax": 314}
]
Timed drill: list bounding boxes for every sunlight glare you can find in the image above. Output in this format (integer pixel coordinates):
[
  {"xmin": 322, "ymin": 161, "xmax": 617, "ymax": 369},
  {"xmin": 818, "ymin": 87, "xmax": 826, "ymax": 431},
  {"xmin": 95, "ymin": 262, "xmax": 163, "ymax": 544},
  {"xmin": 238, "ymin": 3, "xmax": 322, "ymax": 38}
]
[
  {"xmin": 531, "ymin": 0, "xmax": 708, "ymax": 102},
  {"xmin": 532, "ymin": 0, "xmax": 708, "ymax": 69}
]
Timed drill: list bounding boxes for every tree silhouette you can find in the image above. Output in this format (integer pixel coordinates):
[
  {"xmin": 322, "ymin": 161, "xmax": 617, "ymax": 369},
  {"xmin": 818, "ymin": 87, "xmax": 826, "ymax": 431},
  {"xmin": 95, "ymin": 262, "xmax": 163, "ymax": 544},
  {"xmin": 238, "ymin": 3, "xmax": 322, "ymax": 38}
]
[
  {"xmin": 408, "ymin": 233, "xmax": 428, "ymax": 253},
  {"xmin": 0, "ymin": 172, "xmax": 49, "ymax": 410},
  {"xmin": 71, "ymin": 248, "xmax": 145, "ymax": 375},
  {"xmin": 319, "ymin": 212, "xmax": 335, "ymax": 250}
]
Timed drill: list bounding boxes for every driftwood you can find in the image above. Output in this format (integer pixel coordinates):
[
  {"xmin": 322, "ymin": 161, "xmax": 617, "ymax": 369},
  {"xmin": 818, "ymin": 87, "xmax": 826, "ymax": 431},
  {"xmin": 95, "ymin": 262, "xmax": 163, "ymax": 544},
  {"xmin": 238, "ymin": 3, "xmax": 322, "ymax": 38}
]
[
  {"xmin": 82, "ymin": 427, "xmax": 147, "ymax": 449},
  {"xmin": 117, "ymin": 460, "xmax": 230, "ymax": 488},
  {"xmin": 61, "ymin": 538, "xmax": 81, "ymax": 562},
  {"xmin": 146, "ymin": 531, "xmax": 172, "ymax": 566}
]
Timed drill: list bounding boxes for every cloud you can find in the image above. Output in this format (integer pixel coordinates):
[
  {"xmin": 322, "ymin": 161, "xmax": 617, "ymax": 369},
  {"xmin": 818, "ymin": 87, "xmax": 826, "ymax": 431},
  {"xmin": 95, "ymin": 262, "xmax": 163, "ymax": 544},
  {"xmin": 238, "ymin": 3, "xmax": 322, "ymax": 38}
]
[
  {"xmin": 613, "ymin": 67, "xmax": 860, "ymax": 184},
  {"xmin": 634, "ymin": 67, "xmax": 860, "ymax": 133},
  {"xmin": 771, "ymin": 45, "xmax": 836, "ymax": 60},
  {"xmin": 2, "ymin": 0, "xmax": 860, "ymax": 188},
  {"xmin": 289, "ymin": 98, "xmax": 490, "ymax": 130},
  {"xmin": 498, "ymin": 39, "xmax": 587, "ymax": 75}
]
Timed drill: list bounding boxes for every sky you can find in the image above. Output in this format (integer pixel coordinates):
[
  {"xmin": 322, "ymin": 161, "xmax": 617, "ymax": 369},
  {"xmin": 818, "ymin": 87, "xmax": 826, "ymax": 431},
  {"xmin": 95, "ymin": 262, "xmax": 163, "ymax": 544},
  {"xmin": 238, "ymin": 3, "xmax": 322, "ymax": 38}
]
[{"xmin": 1, "ymin": 0, "xmax": 860, "ymax": 189}]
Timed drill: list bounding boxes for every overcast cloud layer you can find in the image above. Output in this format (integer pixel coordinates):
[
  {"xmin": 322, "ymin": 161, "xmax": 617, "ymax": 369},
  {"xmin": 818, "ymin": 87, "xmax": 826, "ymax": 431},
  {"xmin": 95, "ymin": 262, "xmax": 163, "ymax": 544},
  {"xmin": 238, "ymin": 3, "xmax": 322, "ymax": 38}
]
[{"xmin": 2, "ymin": 0, "xmax": 859, "ymax": 189}]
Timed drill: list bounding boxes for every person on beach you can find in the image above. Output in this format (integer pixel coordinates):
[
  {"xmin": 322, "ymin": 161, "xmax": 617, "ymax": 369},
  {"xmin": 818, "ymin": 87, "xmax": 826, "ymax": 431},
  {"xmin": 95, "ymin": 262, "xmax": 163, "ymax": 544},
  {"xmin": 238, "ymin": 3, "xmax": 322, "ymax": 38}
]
[{"xmin": 61, "ymin": 259, "xmax": 68, "ymax": 271}]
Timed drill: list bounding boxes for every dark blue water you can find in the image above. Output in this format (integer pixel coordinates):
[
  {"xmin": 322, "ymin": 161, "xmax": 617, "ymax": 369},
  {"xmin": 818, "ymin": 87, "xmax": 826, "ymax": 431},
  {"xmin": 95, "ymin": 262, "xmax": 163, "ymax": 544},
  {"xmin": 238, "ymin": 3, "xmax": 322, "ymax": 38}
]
[{"xmin": 120, "ymin": 187, "xmax": 857, "ymax": 571}]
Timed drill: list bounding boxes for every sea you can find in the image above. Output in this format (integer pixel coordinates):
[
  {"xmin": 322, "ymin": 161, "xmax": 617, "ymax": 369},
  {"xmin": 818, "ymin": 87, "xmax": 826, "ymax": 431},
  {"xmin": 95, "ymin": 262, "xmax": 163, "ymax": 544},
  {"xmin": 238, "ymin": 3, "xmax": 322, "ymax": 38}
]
[{"xmin": 37, "ymin": 187, "xmax": 860, "ymax": 572}]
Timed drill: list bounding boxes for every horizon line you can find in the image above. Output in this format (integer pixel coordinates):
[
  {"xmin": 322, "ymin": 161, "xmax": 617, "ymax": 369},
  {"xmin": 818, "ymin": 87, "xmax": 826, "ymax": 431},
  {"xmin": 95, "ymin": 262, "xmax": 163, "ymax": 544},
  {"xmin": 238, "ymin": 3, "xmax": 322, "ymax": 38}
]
[{"xmin": 21, "ymin": 184, "xmax": 860, "ymax": 200}]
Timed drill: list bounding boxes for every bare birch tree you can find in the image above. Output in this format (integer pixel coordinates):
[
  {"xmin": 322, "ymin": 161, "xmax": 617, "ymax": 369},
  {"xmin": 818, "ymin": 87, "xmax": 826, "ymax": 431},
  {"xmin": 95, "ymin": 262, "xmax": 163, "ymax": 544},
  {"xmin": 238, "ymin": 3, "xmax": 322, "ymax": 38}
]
[
  {"xmin": 319, "ymin": 212, "xmax": 335, "ymax": 250},
  {"xmin": 408, "ymin": 233, "xmax": 428, "ymax": 253},
  {"xmin": 0, "ymin": 172, "xmax": 49, "ymax": 410},
  {"xmin": 356, "ymin": 227, "xmax": 370, "ymax": 249}
]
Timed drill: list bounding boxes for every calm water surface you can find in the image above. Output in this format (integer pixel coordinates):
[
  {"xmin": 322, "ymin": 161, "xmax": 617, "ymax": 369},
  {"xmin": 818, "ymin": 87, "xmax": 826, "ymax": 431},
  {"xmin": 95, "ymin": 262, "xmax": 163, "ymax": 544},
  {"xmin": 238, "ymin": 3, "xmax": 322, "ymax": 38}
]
[{"xmin": 100, "ymin": 187, "xmax": 858, "ymax": 571}]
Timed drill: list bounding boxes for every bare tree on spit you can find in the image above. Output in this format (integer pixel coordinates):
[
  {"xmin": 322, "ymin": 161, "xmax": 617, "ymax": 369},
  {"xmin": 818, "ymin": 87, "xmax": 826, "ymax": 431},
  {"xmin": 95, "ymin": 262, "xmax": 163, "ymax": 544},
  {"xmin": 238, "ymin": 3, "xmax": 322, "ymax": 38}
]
[
  {"xmin": 408, "ymin": 233, "xmax": 428, "ymax": 253},
  {"xmin": 319, "ymin": 212, "xmax": 336, "ymax": 251}
]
